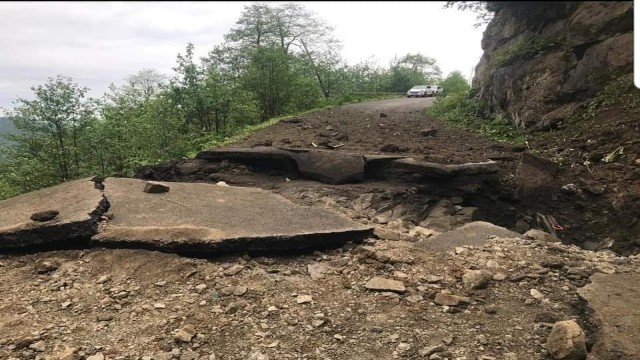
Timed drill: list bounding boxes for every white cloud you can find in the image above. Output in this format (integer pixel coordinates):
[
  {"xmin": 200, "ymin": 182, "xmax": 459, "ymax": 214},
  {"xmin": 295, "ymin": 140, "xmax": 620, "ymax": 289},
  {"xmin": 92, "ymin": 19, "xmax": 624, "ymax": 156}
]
[{"xmin": 0, "ymin": 1, "xmax": 486, "ymax": 109}]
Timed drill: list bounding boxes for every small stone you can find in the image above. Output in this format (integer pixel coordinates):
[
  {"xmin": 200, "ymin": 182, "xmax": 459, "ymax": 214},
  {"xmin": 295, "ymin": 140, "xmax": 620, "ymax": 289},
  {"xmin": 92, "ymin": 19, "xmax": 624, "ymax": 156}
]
[
  {"xmin": 462, "ymin": 270, "xmax": 492, "ymax": 290},
  {"xmin": 267, "ymin": 306, "xmax": 278, "ymax": 312},
  {"xmin": 56, "ymin": 346, "xmax": 79, "ymax": 360},
  {"xmin": 154, "ymin": 303, "xmax": 166, "ymax": 309},
  {"xmin": 155, "ymin": 280, "xmax": 167, "ymax": 287},
  {"xmin": 296, "ymin": 295, "xmax": 313, "ymax": 304},
  {"xmin": 443, "ymin": 336, "xmax": 454, "ymax": 346},
  {"xmin": 175, "ymin": 324, "xmax": 196, "ymax": 343},
  {"xmin": 484, "ymin": 306, "xmax": 498, "ymax": 314},
  {"xmin": 97, "ymin": 314, "xmax": 114, "ymax": 322},
  {"xmin": 61, "ymin": 301, "xmax": 73, "ymax": 309},
  {"xmin": 426, "ymin": 275, "xmax": 444, "ymax": 283},
  {"xmin": 455, "ymin": 247, "xmax": 466, "ymax": 254},
  {"xmin": 307, "ymin": 263, "xmax": 328, "ymax": 280},
  {"xmin": 364, "ymin": 277, "xmax": 406, "ymax": 293},
  {"xmin": 143, "ymin": 181, "xmax": 170, "ymax": 193},
  {"xmin": 524, "ymin": 229, "xmax": 559, "ymax": 243},
  {"xmin": 546, "ymin": 320, "xmax": 587, "ymax": 360},
  {"xmin": 312, "ymin": 319, "xmax": 325, "ymax": 328},
  {"xmin": 195, "ymin": 284, "xmax": 207, "ymax": 293},
  {"xmin": 530, "ymin": 289, "xmax": 545, "ymax": 301},
  {"xmin": 493, "ymin": 273, "xmax": 507, "ymax": 281},
  {"xmin": 434, "ymin": 293, "xmax": 471, "ymax": 307},
  {"xmin": 96, "ymin": 275, "xmax": 110, "ymax": 284},
  {"xmin": 477, "ymin": 334, "xmax": 488, "ymax": 345},
  {"xmin": 224, "ymin": 265, "xmax": 244, "ymax": 276},
  {"xmin": 334, "ymin": 334, "xmax": 344, "ymax": 341},
  {"xmin": 486, "ymin": 260, "xmax": 499, "ymax": 269},
  {"xmin": 420, "ymin": 128, "xmax": 437, "ymax": 137},
  {"xmin": 35, "ymin": 261, "xmax": 59, "ymax": 274},
  {"xmin": 30, "ymin": 210, "xmax": 59, "ymax": 222},
  {"xmin": 29, "ymin": 340, "xmax": 46, "ymax": 352},
  {"xmin": 393, "ymin": 271, "xmax": 409, "ymax": 279},
  {"xmin": 397, "ymin": 342, "xmax": 411, "ymax": 352},
  {"xmin": 409, "ymin": 226, "xmax": 435, "ymax": 238},
  {"xmin": 595, "ymin": 264, "xmax": 615, "ymax": 274},
  {"xmin": 87, "ymin": 353, "xmax": 105, "ymax": 360},
  {"xmin": 405, "ymin": 295, "xmax": 423, "ymax": 303},
  {"xmin": 419, "ymin": 345, "xmax": 445, "ymax": 357},
  {"xmin": 233, "ymin": 286, "xmax": 248, "ymax": 296},
  {"xmin": 216, "ymin": 181, "xmax": 229, "ymax": 187}
]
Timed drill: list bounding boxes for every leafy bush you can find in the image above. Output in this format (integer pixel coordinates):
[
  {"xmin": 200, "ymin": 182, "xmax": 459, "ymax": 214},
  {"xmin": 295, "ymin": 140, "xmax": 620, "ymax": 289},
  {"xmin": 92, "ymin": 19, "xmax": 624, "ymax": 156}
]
[{"xmin": 428, "ymin": 93, "xmax": 527, "ymax": 144}]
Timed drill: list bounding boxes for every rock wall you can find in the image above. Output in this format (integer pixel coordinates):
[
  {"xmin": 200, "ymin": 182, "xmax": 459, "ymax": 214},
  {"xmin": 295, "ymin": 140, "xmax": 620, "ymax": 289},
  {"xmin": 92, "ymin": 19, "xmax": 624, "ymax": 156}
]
[{"xmin": 473, "ymin": 1, "xmax": 633, "ymax": 129}]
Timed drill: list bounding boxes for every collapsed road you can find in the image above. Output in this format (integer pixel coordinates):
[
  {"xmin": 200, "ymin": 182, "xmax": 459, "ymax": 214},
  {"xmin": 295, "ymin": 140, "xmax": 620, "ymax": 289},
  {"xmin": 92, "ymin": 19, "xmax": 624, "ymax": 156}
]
[{"xmin": 1, "ymin": 98, "xmax": 639, "ymax": 360}]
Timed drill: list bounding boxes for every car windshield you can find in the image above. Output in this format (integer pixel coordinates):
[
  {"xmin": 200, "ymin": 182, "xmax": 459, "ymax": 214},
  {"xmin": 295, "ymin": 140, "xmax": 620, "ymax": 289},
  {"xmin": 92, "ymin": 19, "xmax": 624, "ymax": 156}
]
[{"xmin": 411, "ymin": 86, "xmax": 427, "ymax": 90}]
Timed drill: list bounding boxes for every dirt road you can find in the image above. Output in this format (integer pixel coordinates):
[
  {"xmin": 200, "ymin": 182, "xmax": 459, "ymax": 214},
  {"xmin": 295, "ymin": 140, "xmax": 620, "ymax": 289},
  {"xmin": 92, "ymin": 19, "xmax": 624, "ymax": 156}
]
[{"xmin": 236, "ymin": 97, "xmax": 518, "ymax": 164}]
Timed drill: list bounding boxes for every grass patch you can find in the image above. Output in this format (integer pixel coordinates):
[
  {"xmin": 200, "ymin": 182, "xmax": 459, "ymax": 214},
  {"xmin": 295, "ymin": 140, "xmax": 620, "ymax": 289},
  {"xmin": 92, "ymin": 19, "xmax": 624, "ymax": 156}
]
[
  {"xmin": 427, "ymin": 92, "xmax": 528, "ymax": 145},
  {"xmin": 490, "ymin": 34, "xmax": 553, "ymax": 69}
]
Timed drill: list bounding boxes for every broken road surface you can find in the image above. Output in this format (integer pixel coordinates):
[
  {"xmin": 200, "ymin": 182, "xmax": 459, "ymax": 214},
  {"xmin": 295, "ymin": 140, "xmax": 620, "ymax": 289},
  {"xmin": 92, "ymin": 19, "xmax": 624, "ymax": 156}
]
[
  {"xmin": 93, "ymin": 178, "xmax": 372, "ymax": 253},
  {"xmin": 0, "ymin": 177, "xmax": 106, "ymax": 248}
]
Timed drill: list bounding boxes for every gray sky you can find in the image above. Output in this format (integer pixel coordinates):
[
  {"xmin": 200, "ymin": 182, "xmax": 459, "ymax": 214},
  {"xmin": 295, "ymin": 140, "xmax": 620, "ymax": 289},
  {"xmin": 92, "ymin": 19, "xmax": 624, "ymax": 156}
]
[{"xmin": 0, "ymin": 1, "xmax": 486, "ymax": 111}]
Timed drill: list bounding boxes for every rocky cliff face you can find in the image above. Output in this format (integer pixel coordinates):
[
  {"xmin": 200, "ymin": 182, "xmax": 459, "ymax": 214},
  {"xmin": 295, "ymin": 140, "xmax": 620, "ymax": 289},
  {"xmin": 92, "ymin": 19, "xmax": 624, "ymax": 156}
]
[{"xmin": 473, "ymin": 1, "xmax": 633, "ymax": 130}]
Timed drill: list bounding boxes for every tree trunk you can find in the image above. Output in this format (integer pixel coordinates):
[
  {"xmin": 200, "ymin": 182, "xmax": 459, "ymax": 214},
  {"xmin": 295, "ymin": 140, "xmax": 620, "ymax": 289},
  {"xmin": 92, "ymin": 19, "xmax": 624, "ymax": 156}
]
[{"xmin": 300, "ymin": 39, "xmax": 329, "ymax": 99}]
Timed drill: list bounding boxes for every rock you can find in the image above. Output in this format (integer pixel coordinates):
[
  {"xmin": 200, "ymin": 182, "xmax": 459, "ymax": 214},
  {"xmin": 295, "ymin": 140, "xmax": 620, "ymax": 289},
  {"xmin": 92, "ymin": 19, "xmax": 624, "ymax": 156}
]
[
  {"xmin": 175, "ymin": 324, "xmax": 196, "ymax": 343},
  {"xmin": 233, "ymin": 285, "xmax": 248, "ymax": 296},
  {"xmin": 224, "ymin": 265, "xmax": 245, "ymax": 276},
  {"xmin": 364, "ymin": 277, "xmax": 406, "ymax": 293},
  {"xmin": 434, "ymin": 293, "xmax": 471, "ymax": 306},
  {"xmin": 296, "ymin": 295, "xmax": 313, "ymax": 304},
  {"xmin": 29, "ymin": 340, "xmax": 46, "ymax": 352},
  {"xmin": 216, "ymin": 181, "xmax": 229, "ymax": 187},
  {"xmin": 55, "ymin": 346, "xmax": 79, "ymax": 360},
  {"xmin": 35, "ymin": 261, "xmax": 59, "ymax": 274},
  {"xmin": 30, "ymin": 210, "xmax": 59, "ymax": 222},
  {"xmin": 546, "ymin": 320, "xmax": 587, "ymax": 360},
  {"xmin": 374, "ymin": 227, "xmax": 414, "ymax": 242},
  {"xmin": 334, "ymin": 334, "xmax": 345, "ymax": 341},
  {"xmin": 515, "ymin": 219, "xmax": 530, "ymax": 234},
  {"xmin": 409, "ymin": 226, "xmax": 435, "ymax": 238},
  {"xmin": 405, "ymin": 295, "xmax": 423, "ymax": 303},
  {"xmin": 312, "ymin": 319, "xmax": 326, "ymax": 327},
  {"xmin": 143, "ymin": 181, "xmax": 170, "ymax": 193},
  {"xmin": 87, "ymin": 353, "xmax": 105, "ymax": 360},
  {"xmin": 492, "ymin": 273, "xmax": 507, "ymax": 281},
  {"xmin": 420, "ymin": 128, "xmax": 437, "ymax": 137},
  {"xmin": 195, "ymin": 284, "xmax": 207, "ymax": 293},
  {"xmin": 524, "ymin": 229, "xmax": 559, "ymax": 242},
  {"xmin": 396, "ymin": 342, "xmax": 411, "ymax": 352},
  {"xmin": 419, "ymin": 345, "xmax": 445, "ymax": 357},
  {"xmin": 154, "ymin": 303, "xmax": 166, "ymax": 309},
  {"xmin": 307, "ymin": 263, "xmax": 329, "ymax": 280},
  {"xmin": 96, "ymin": 275, "xmax": 110, "ymax": 284},
  {"xmin": 380, "ymin": 144, "xmax": 401, "ymax": 153},
  {"xmin": 380, "ymin": 112, "xmax": 388, "ymax": 118},
  {"xmin": 561, "ymin": 184, "xmax": 581, "ymax": 194},
  {"xmin": 462, "ymin": 270, "xmax": 493, "ymax": 290},
  {"xmin": 530, "ymin": 289, "xmax": 545, "ymax": 301},
  {"xmin": 97, "ymin": 314, "xmax": 114, "ymax": 322}
]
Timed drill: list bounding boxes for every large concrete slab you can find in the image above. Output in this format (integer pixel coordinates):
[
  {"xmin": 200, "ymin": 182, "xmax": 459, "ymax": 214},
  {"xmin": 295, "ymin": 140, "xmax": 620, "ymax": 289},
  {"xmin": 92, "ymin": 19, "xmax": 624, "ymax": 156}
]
[
  {"xmin": 285, "ymin": 148, "xmax": 365, "ymax": 184},
  {"xmin": 196, "ymin": 147, "xmax": 365, "ymax": 184},
  {"xmin": 0, "ymin": 177, "xmax": 106, "ymax": 248},
  {"xmin": 417, "ymin": 221, "xmax": 522, "ymax": 252},
  {"xmin": 578, "ymin": 273, "xmax": 640, "ymax": 359},
  {"xmin": 392, "ymin": 158, "xmax": 499, "ymax": 178},
  {"xmin": 92, "ymin": 178, "xmax": 373, "ymax": 253}
]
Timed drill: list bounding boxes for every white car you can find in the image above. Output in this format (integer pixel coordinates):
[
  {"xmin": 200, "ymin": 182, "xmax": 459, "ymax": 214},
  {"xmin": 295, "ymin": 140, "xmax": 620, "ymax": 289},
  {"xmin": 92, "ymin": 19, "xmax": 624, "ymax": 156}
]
[{"xmin": 406, "ymin": 85, "xmax": 442, "ymax": 97}]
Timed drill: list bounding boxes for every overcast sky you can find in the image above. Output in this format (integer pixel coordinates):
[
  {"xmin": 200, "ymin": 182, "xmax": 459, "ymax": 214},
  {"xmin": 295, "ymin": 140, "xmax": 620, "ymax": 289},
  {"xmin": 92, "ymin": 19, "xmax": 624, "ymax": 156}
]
[{"xmin": 0, "ymin": 1, "xmax": 486, "ymax": 111}]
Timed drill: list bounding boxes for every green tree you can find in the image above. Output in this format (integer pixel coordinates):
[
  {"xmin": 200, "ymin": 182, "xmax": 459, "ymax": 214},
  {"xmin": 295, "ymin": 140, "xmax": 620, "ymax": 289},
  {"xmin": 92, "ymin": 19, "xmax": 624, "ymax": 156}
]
[
  {"xmin": 7, "ymin": 75, "xmax": 98, "ymax": 185},
  {"xmin": 440, "ymin": 71, "xmax": 470, "ymax": 95}
]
